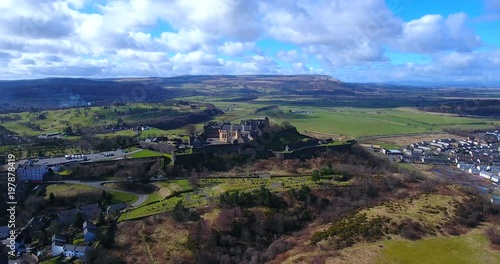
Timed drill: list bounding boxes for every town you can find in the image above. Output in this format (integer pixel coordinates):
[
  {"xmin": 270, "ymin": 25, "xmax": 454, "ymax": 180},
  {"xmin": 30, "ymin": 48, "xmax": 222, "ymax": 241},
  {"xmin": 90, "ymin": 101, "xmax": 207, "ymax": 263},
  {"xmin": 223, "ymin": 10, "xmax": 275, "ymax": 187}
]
[{"xmin": 0, "ymin": 117, "xmax": 354, "ymax": 263}]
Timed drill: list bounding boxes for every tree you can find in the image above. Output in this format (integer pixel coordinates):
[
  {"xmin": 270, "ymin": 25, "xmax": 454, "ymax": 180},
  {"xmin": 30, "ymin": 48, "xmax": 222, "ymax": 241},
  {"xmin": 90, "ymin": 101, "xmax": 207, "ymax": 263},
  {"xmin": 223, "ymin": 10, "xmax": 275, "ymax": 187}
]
[
  {"xmin": 64, "ymin": 126, "xmax": 74, "ymax": 136},
  {"xmin": 78, "ymin": 140, "xmax": 91, "ymax": 153},
  {"xmin": 48, "ymin": 193, "xmax": 56, "ymax": 205},
  {"xmin": 311, "ymin": 170, "xmax": 320, "ymax": 183},
  {"xmin": 185, "ymin": 124, "xmax": 197, "ymax": 136},
  {"xmin": 97, "ymin": 212, "xmax": 106, "ymax": 226},
  {"xmin": 102, "ymin": 190, "xmax": 109, "ymax": 200},
  {"xmin": 72, "ymin": 213, "xmax": 85, "ymax": 229}
]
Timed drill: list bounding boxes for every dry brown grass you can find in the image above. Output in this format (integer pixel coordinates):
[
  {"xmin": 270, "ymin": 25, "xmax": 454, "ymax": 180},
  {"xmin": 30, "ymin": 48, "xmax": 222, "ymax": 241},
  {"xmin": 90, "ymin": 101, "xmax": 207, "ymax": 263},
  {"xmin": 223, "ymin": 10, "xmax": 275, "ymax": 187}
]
[
  {"xmin": 368, "ymin": 133, "xmax": 460, "ymax": 147},
  {"xmin": 112, "ymin": 215, "xmax": 192, "ymax": 263}
]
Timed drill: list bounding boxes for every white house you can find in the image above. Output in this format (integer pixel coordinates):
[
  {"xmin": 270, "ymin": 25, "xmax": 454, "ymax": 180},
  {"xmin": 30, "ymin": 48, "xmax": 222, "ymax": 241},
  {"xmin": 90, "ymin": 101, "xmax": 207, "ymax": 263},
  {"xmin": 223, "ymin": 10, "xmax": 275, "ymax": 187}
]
[
  {"xmin": 469, "ymin": 168, "xmax": 480, "ymax": 175},
  {"xmin": 63, "ymin": 244, "xmax": 91, "ymax": 259},
  {"xmin": 17, "ymin": 162, "xmax": 48, "ymax": 181},
  {"xmin": 480, "ymin": 171, "xmax": 493, "ymax": 180},
  {"xmin": 491, "ymin": 176, "xmax": 500, "ymax": 184},
  {"xmin": 51, "ymin": 234, "xmax": 66, "ymax": 256}
]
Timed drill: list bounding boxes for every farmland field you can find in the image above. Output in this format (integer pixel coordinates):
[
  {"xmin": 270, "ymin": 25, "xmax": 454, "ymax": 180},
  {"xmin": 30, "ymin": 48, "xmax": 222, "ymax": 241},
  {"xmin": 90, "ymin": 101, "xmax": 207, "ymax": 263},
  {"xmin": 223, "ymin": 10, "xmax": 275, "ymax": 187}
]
[{"xmin": 169, "ymin": 96, "xmax": 500, "ymax": 138}]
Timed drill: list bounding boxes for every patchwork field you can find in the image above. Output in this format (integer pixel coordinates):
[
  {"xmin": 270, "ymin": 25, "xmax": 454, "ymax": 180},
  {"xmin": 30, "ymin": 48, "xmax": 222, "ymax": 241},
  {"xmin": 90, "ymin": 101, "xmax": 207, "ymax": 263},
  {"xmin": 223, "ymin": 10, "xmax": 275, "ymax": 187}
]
[{"xmin": 178, "ymin": 98, "xmax": 500, "ymax": 138}]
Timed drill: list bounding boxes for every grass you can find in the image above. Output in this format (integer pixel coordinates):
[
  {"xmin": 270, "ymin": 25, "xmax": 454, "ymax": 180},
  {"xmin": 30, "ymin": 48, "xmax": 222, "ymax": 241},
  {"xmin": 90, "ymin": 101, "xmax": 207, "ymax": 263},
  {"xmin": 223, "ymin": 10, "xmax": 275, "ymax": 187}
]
[
  {"xmin": 57, "ymin": 169, "xmax": 72, "ymax": 176},
  {"xmin": 73, "ymin": 237, "xmax": 85, "ymax": 244},
  {"xmin": 40, "ymin": 256, "xmax": 63, "ymax": 264},
  {"xmin": 138, "ymin": 128, "xmax": 171, "ymax": 138},
  {"xmin": 46, "ymin": 183, "xmax": 98, "ymax": 197},
  {"xmin": 106, "ymin": 189, "xmax": 139, "ymax": 204},
  {"xmin": 127, "ymin": 149, "xmax": 165, "ymax": 159},
  {"xmin": 189, "ymin": 98, "xmax": 500, "ymax": 138},
  {"xmin": 378, "ymin": 232, "xmax": 500, "ymax": 264},
  {"xmin": 363, "ymin": 194, "xmax": 457, "ymax": 227},
  {"xmin": 45, "ymin": 183, "xmax": 138, "ymax": 205},
  {"xmin": 0, "ymin": 103, "xmax": 193, "ymax": 136},
  {"xmin": 365, "ymin": 141, "xmax": 401, "ymax": 150}
]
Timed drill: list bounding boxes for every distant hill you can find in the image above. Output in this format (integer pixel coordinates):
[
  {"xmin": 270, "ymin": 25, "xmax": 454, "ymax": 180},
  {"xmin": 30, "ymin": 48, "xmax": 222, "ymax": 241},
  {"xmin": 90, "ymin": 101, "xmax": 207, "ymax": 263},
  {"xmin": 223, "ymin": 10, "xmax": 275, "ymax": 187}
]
[{"xmin": 0, "ymin": 74, "xmax": 392, "ymax": 112}]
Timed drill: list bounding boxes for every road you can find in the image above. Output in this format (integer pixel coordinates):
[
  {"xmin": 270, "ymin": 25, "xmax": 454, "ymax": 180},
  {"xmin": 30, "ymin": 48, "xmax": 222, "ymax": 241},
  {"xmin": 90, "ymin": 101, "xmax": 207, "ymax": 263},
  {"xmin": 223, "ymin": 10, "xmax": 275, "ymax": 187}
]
[{"xmin": 48, "ymin": 179, "xmax": 148, "ymax": 207}]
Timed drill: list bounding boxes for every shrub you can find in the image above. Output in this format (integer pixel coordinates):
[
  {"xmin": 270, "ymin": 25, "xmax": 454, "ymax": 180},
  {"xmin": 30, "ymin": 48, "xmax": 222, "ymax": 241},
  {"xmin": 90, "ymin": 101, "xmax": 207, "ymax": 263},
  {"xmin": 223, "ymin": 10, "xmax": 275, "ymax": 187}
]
[{"xmin": 485, "ymin": 227, "xmax": 500, "ymax": 245}]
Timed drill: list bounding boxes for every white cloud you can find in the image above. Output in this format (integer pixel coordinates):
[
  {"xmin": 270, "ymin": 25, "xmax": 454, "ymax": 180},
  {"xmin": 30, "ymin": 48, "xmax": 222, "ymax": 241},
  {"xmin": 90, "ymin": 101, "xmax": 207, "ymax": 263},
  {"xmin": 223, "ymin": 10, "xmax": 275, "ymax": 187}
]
[
  {"xmin": 219, "ymin": 42, "xmax": 256, "ymax": 56},
  {"xmin": 394, "ymin": 13, "xmax": 481, "ymax": 53},
  {"xmin": 0, "ymin": 0, "xmax": 495, "ymax": 83}
]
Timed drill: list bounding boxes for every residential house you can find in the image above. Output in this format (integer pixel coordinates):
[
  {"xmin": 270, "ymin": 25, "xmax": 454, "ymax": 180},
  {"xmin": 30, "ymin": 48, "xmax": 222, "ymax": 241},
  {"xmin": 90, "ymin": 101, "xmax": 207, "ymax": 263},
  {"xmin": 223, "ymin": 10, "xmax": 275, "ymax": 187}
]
[
  {"xmin": 83, "ymin": 221, "xmax": 97, "ymax": 243},
  {"xmin": 57, "ymin": 208, "xmax": 80, "ymax": 225},
  {"xmin": 51, "ymin": 234, "xmax": 66, "ymax": 256},
  {"xmin": 79, "ymin": 203, "xmax": 101, "ymax": 221},
  {"xmin": 480, "ymin": 171, "xmax": 493, "ymax": 180},
  {"xmin": 491, "ymin": 176, "xmax": 500, "ymax": 184},
  {"xmin": 63, "ymin": 244, "xmax": 92, "ymax": 259},
  {"xmin": 106, "ymin": 203, "xmax": 127, "ymax": 216}
]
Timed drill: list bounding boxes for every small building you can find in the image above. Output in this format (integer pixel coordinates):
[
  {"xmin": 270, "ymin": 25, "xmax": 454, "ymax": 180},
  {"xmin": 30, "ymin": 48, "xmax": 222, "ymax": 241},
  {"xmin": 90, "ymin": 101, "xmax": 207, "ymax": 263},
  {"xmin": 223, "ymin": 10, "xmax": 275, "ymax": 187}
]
[
  {"xmin": 63, "ymin": 244, "xmax": 92, "ymax": 259},
  {"xmin": 469, "ymin": 168, "xmax": 480, "ymax": 175},
  {"xmin": 371, "ymin": 145, "xmax": 382, "ymax": 152},
  {"xmin": 80, "ymin": 203, "xmax": 101, "ymax": 221},
  {"xmin": 387, "ymin": 150, "xmax": 403, "ymax": 156},
  {"xmin": 491, "ymin": 176, "xmax": 500, "ymax": 184},
  {"xmin": 51, "ymin": 234, "xmax": 66, "ymax": 256},
  {"xmin": 83, "ymin": 221, "xmax": 97, "ymax": 243},
  {"xmin": 106, "ymin": 203, "xmax": 127, "ymax": 216},
  {"xmin": 480, "ymin": 171, "xmax": 493, "ymax": 180}
]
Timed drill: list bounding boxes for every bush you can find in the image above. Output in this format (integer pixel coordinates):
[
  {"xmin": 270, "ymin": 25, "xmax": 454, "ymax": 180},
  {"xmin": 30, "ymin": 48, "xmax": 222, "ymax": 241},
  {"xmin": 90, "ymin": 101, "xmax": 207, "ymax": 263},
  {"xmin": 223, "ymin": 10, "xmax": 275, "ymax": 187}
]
[{"xmin": 485, "ymin": 227, "xmax": 500, "ymax": 245}]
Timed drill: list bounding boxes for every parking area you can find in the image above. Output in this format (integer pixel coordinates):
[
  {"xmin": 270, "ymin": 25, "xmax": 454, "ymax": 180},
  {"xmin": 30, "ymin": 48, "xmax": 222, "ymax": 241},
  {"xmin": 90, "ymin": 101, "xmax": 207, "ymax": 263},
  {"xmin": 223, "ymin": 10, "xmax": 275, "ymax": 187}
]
[{"xmin": 16, "ymin": 150, "xmax": 137, "ymax": 166}]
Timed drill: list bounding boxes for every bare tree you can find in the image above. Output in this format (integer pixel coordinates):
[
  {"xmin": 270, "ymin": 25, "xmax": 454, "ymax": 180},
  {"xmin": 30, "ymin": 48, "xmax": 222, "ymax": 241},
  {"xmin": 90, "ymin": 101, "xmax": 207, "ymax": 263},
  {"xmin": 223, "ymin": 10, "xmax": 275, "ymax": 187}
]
[{"xmin": 185, "ymin": 124, "xmax": 197, "ymax": 136}]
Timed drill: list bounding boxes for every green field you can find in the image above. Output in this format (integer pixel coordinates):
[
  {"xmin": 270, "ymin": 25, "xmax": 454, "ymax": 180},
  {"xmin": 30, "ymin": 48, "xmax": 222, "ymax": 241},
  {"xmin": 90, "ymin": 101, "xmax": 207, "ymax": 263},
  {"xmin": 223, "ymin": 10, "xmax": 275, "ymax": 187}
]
[
  {"xmin": 45, "ymin": 183, "xmax": 138, "ymax": 204},
  {"xmin": 171, "ymin": 98, "xmax": 500, "ymax": 138},
  {"xmin": 128, "ymin": 149, "xmax": 166, "ymax": 159},
  {"xmin": 250, "ymin": 107, "xmax": 499, "ymax": 137},
  {"xmin": 0, "ymin": 103, "xmax": 193, "ymax": 136},
  {"xmin": 378, "ymin": 233, "xmax": 500, "ymax": 264}
]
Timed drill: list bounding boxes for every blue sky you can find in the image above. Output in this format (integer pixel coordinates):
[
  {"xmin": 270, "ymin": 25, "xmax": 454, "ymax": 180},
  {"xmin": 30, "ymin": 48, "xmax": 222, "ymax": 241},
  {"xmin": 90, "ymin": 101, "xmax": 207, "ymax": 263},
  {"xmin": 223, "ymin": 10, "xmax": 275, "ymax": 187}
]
[{"xmin": 0, "ymin": 0, "xmax": 499, "ymax": 86}]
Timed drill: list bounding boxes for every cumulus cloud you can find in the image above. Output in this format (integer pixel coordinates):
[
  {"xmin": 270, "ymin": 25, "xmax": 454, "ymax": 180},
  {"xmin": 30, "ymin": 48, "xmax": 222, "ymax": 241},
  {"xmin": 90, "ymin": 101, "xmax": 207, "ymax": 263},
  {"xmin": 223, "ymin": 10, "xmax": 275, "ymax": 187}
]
[
  {"xmin": 0, "ymin": 0, "xmax": 496, "ymax": 83},
  {"xmin": 395, "ymin": 13, "xmax": 481, "ymax": 53}
]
